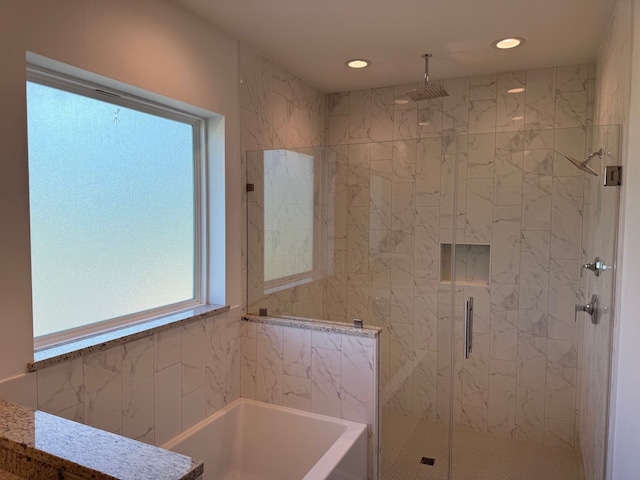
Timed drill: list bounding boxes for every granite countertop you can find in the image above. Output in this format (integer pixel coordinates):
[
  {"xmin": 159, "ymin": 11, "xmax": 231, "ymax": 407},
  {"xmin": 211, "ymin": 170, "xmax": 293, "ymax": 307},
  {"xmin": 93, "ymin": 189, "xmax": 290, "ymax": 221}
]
[
  {"xmin": 0, "ymin": 399, "xmax": 203, "ymax": 480},
  {"xmin": 243, "ymin": 314, "xmax": 381, "ymax": 337}
]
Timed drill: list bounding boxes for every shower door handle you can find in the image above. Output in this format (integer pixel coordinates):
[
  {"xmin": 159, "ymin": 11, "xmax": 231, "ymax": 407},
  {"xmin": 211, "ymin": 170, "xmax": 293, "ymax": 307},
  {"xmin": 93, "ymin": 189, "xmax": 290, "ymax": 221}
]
[{"xmin": 464, "ymin": 297, "xmax": 473, "ymax": 359}]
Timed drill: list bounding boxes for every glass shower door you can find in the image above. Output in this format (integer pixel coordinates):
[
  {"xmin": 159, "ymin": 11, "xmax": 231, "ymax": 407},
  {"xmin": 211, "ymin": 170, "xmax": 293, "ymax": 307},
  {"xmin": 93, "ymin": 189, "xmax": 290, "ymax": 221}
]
[
  {"xmin": 376, "ymin": 133, "xmax": 454, "ymax": 479},
  {"xmin": 578, "ymin": 124, "xmax": 621, "ymax": 480},
  {"xmin": 449, "ymin": 131, "xmax": 496, "ymax": 479},
  {"xmin": 450, "ymin": 125, "xmax": 621, "ymax": 480}
]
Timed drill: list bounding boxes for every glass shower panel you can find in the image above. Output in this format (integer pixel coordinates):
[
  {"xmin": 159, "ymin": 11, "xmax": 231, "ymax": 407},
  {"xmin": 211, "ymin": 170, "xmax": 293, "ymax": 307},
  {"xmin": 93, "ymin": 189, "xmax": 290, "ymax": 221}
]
[
  {"xmin": 450, "ymin": 131, "xmax": 498, "ymax": 480},
  {"xmin": 247, "ymin": 139, "xmax": 457, "ymax": 479},
  {"xmin": 450, "ymin": 126, "xmax": 621, "ymax": 480},
  {"xmin": 374, "ymin": 133, "xmax": 454, "ymax": 479},
  {"xmin": 579, "ymin": 124, "xmax": 620, "ymax": 480},
  {"xmin": 245, "ymin": 147, "xmax": 328, "ymax": 319}
]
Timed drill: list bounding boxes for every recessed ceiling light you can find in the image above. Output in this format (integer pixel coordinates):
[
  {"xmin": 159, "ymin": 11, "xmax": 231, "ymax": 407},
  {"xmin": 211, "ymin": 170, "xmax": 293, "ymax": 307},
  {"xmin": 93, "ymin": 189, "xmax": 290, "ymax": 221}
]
[
  {"xmin": 492, "ymin": 37, "xmax": 525, "ymax": 50},
  {"xmin": 395, "ymin": 99, "xmax": 409, "ymax": 105},
  {"xmin": 346, "ymin": 59, "xmax": 371, "ymax": 69},
  {"xmin": 508, "ymin": 88, "xmax": 525, "ymax": 93}
]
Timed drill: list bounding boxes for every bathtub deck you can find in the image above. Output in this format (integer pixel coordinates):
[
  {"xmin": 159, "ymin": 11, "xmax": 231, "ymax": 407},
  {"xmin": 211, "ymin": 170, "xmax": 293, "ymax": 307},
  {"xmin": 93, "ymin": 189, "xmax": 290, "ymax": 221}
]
[{"xmin": 381, "ymin": 414, "xmax": 583, "ymax": 480}]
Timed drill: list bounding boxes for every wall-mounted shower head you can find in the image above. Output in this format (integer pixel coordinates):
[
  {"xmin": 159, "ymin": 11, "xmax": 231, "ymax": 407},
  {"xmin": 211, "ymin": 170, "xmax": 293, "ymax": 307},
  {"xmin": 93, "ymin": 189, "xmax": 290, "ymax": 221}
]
[
  {"xmin": 564, "ymin": 148, "xmax": 602, "ymax": 176},
  {"xmin": 405, "ymin": 54, "xmax": 449, "ymax": 101}
]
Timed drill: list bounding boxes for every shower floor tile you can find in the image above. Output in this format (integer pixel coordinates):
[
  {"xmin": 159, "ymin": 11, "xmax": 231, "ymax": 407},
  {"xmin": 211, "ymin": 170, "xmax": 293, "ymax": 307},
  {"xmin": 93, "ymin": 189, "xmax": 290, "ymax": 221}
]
[
  {"xmin": 381, "ymin": 414, "xmax": 422, "ymax": 476},
  {"xmin": 382, "ymin": 416, "xmax": 583, "ymax": 480}
]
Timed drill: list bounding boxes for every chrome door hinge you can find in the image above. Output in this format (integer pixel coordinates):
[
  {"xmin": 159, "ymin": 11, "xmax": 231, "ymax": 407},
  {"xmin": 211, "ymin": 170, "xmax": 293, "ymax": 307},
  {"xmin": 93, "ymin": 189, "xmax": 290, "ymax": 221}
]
[{"xmin": 603, "ymin": 165, "xmax": 622, "ymax": 186}]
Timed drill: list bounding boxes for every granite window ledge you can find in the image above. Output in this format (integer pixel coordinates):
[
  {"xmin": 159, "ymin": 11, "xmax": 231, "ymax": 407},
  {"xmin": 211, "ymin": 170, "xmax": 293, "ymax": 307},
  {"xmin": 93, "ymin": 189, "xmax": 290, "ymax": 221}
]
[{"xmin": 28, "ymin": 304, "xmax": 229, "ymax": 372}]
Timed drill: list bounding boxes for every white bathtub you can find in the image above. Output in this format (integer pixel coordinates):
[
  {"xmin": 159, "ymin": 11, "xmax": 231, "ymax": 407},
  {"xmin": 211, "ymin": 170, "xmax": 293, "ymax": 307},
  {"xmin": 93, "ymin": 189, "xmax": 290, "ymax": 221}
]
[{"xmin": 162, "ymin": 398, "xmax": 368, "ymax": 480}]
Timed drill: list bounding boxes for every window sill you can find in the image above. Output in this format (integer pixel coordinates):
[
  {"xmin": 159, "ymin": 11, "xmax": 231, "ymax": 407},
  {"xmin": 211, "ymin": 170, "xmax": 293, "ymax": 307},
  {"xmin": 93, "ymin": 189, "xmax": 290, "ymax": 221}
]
[{"xmin": 28, "ymin": 304, "xmax": 229, "ymax": 372}]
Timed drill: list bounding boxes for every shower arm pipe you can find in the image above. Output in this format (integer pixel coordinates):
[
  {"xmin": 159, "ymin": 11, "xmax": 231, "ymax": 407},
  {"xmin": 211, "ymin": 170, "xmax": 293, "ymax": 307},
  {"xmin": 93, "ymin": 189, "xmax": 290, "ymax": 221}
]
[
  {"xmin": 422, "ymin": 54, "xmax": 432, "ymax": 87},
  {"xmin": 583, "ymin": 148, "xmax": 604, "ymax": 167}
]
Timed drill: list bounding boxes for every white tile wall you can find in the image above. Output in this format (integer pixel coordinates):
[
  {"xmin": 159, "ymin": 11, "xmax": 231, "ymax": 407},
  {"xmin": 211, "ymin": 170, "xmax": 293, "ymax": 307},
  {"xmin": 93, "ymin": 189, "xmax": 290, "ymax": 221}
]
[
  {"xmin": 238, "ymin": 44, "xmax": 610, "ymax": 471},
  {"xmin": 122, "ymin": 337, "xmax": 154, "ymax": 443},
  {"xmin": 321, "ymin": 64, "xmax": 596, "ymax": 451},
  {"xmin": 240, "ymin": 44, "xmax": 328, "ymax": 320},
  {"xmin": 0, "ymin": 309, "xmax": 242, "ymax": 449},
  {"xmin": 241, "ymin": 321, "xmax": 379, "ymax": 479},
  {"xmin": 83, "ymin": 346, "xmax": 123, "ymax": 433},
  {"xmin": 37, "ymin": 356, "xmax": 83, "ymax": 415},
  {"xmin": 154, "ymin": 362, "xmax": 182, "ymax": 445}
]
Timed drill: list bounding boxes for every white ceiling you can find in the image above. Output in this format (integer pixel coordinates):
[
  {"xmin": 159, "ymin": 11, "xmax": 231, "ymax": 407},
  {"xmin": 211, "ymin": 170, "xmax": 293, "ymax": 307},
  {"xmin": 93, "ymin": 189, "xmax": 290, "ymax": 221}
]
[{"xmin": 173, "ymin": 0, "xmax": 617, "ymax": 93}]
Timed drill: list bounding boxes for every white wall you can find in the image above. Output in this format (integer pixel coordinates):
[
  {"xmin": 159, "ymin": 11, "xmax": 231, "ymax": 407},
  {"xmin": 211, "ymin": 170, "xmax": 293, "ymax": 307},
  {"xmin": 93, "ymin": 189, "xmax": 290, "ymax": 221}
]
[{"xmin": 0, "ymin": 0, "xmax": 241, "ymax": 379}]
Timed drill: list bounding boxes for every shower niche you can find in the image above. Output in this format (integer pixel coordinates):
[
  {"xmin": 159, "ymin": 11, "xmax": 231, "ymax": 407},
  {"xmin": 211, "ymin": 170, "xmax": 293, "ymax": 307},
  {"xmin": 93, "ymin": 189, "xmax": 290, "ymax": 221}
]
[{"xmin": 440, "ymin": 243, "xmax": 490, "ymax": 286}]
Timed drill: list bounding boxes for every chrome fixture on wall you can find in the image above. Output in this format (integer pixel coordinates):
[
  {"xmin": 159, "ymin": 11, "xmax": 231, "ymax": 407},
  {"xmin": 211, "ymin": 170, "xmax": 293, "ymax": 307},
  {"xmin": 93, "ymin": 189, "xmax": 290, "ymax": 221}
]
[
  {"xmin": 563, "ymin": 148, "xmax": 602, "ymax": 176},
  {"xmin": 463, "ymin": 297, "xmax": 474, "ymax": 359},
  {"xmin": 576, "ymin": 293, "xmax": 599, "ymax": 325},
  {"xmin": 582, "ymin": 256, "xmax": 607, "ymax": 277},
  {"xmin": 603, "ymin": 165, "xmax": 622, "ymax": 186}
]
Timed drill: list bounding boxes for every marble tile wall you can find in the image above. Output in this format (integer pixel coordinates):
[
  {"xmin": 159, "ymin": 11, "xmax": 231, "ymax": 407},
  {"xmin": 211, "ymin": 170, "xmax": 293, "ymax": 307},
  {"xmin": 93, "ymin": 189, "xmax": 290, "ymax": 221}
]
[
  {"xmin": 0, "ymin": 309, "xmax": 241, "ymax": 447},
  {"xmin": 239, "ymin": 44, "xmax": 380, "ymax": 475},
  {"xmin": 326, "ymin": 64, "xmax": 597, "ymax": 449},
  {"xmin": 238, "ymin": 43, "xmax": 609, "ymax": 455},
  {"xmin": 240, "ymin": 45, "xmax": 327, "ymax": 320},
  {"xmin": 240, "ymin": 321, "xmax": 378, "ymax": 479}
]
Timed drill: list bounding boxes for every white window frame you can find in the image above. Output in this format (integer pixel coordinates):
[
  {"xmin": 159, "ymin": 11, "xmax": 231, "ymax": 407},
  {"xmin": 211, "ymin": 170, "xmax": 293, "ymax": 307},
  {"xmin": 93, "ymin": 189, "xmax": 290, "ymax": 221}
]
[{"xmin": 27, "ymin": 59, "xmax": 213, "ymax": 350}]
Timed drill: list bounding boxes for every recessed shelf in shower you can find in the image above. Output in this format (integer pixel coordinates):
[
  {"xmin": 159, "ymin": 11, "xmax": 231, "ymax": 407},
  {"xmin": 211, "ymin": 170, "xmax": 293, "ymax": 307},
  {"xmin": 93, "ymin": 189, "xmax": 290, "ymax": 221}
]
[{"xmin": 440, "ymin": 243, "xmax": 491, "ymax": 286}]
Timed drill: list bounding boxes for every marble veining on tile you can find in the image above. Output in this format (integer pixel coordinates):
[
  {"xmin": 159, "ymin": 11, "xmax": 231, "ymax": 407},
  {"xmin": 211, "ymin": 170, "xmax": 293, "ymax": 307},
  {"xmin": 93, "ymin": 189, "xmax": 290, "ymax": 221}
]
[
  {"xmin": 241, "ymin": 43, "xmax": 599, "ymax": 460},
  {"xmin": 0, "ymin": 399, "xmax": 202, "ymax": 480}
]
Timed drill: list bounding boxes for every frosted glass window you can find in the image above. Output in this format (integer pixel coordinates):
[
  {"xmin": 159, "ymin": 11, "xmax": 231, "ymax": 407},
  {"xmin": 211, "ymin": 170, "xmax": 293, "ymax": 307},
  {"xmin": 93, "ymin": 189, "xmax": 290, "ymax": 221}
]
[
  {"xmin": 263, "ymin": 150, "xmax": 314, "ymax": 282},
  {"xmin": 27, "ymin": 81, "xmax": 197, "ymax": 339}
]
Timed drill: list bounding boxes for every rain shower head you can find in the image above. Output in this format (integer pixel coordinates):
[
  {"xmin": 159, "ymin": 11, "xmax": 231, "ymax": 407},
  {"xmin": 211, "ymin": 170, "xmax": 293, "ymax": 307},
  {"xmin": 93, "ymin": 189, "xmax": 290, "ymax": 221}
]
[
  {"xmin": 405, "ymin": 84, "xmax": 449, "ymax": 101},
  {"xmin": 405, "ymin": 54, "xmax": 449, "ymax": 102},
  {"xmin": 564, "ymin": 148, "xmax": 602, "ymax": 176}
]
